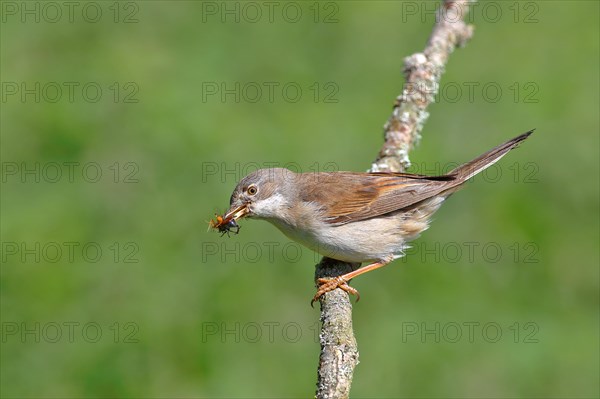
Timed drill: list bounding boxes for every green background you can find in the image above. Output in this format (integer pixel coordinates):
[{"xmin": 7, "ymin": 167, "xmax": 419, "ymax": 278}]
[{"xmin": 1, "ymin": 1, "xmax": 598, "ymax": 398}]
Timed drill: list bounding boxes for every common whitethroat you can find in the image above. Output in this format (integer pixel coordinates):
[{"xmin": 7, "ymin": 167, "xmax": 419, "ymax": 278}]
[{"xmin": 217, "ymin": 130, "xmax": 533, "ymax": 304}]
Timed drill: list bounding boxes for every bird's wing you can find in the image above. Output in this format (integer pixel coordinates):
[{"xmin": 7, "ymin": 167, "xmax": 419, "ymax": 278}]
[
  {"xmin": 303, "ymin": 131, "xmax": 534, "ymax": 226},
  {"xmin": 299, "ymin": 172, "xmax": 458, "ymax": 226}
]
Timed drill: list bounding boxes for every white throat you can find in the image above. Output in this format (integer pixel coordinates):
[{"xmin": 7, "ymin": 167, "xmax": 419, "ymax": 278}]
[{"xmin": 251, "ymin": 193, "xmax": 289, "ymax": 220}]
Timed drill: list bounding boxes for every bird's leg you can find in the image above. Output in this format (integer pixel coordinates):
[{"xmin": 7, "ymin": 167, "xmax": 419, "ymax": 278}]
[{"xmin": 311, "ymin": 257, "xmax": 393, "ymax": 306}]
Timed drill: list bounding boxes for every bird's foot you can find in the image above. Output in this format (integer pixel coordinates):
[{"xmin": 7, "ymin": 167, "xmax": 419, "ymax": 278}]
[{"xmin": 311, "ymin": 276, "xmax": 360, "ymax": 307}]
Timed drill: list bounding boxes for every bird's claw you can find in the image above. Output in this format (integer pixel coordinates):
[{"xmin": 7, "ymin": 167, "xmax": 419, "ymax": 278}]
[{"xmin": 311, "ymin": 276, "xmax": 360, "ymax": 307}]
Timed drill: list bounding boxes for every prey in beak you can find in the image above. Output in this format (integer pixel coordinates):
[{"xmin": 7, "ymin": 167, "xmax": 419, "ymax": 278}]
[
  {"xmin": 210, "ymin": 167, "xmax": 290, "ymax": 237},
  {"xmin": 207, "ymin": 203, "xmax": 250, "ymax": 237},
  {"xmin": 207, "ymin": 214, "xmax": 240, "ymax": 237}
]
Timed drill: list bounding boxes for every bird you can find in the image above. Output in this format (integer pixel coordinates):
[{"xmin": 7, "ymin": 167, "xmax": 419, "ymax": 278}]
[{"xmin": 220, "ymin": 130, "xmax": 533, "ymax": 304}]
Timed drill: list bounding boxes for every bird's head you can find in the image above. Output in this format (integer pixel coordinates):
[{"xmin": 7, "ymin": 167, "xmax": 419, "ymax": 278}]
[{"xmin": 224, "ymin": 168, "xmax": 296, "ymax": 222}]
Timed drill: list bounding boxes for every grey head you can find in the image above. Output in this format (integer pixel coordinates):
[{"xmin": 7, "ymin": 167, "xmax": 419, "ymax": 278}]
[{"xmin": 225, "ymin": 168, "xmax": 297, "ymax": 221}]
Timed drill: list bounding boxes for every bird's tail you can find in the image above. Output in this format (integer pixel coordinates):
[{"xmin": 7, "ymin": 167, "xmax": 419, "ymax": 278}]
[{"xmin": 449, "ymin": 130, "xmax": 534, "ymax": 181}]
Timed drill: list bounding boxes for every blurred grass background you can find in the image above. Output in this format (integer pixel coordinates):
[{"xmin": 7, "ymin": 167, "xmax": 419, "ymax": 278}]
[{"xmin": 1, "ymin": 1, "xmax": 598, "ymax": 398}]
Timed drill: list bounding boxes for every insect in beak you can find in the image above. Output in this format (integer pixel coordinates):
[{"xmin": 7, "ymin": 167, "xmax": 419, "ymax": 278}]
[{"xmin": 208, "ymin": 213, "xmax": 241, "ymax": 237}]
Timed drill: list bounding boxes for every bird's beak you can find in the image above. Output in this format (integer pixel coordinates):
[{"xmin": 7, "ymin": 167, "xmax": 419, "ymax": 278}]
[{"xmin": 224, "ymin": 203, "xmax": 250, "ymax": 221}]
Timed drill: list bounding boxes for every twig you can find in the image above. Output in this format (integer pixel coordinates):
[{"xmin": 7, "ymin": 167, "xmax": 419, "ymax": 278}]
[{"xmin": 314, "ymin": 1, "xmax": 475, "ymax": 398}]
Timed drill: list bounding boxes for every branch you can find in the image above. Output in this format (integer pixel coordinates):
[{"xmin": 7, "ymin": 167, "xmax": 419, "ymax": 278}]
[
  {"xmin": 314, "ymin": 1, "xmax": 475, "ymax": 398},
  {"xmin": 372, "ymin": 0, "xmax": 475, "ymax": 173}
]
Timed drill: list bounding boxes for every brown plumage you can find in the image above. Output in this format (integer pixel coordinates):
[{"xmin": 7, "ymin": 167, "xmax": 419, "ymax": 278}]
[{"xmin": 296, "ymin": 130, "xmax": 532, "ymax": 225}]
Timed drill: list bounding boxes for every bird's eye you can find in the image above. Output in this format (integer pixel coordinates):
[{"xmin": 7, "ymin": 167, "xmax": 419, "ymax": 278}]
[{"xmin": 247, "ymin": 185, "xmax": 258, "ymax": 196}]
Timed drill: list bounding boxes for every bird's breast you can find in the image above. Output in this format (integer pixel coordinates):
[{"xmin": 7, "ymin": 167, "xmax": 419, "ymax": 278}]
[{"xmin": 267, "ymin": 210, "xmax": 411, "ymax": 263}]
